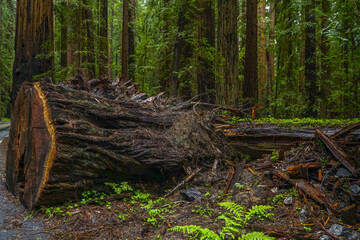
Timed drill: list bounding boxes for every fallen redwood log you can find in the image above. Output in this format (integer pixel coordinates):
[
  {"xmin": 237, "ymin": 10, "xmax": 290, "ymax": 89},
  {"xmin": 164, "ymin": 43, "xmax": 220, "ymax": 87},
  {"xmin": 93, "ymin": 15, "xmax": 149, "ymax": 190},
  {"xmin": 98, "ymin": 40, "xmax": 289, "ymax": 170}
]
[
  {"xmin": 6, "ymin": 81, "xmax": 224, "ymax": 209},
  {"xmin": 216, "ymin": 124, "xmax": 360, "ymax": 158}
]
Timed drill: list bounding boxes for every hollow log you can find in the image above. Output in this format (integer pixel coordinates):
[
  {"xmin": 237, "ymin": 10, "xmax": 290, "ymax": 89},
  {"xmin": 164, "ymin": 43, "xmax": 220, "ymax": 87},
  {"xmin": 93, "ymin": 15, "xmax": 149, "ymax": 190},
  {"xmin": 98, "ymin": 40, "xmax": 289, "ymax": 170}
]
[{"xmin": 6, "ymin": 81, "xmax": 222, "ymax": 209}]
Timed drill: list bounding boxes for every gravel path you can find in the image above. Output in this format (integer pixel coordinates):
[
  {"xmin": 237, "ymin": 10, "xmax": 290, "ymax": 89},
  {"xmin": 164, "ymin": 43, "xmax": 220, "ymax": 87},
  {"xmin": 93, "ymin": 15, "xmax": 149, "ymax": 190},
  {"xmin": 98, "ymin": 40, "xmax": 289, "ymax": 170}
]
[{"xmin": 0, "ymin": 122, "xmax": 49, "ymax": 240}]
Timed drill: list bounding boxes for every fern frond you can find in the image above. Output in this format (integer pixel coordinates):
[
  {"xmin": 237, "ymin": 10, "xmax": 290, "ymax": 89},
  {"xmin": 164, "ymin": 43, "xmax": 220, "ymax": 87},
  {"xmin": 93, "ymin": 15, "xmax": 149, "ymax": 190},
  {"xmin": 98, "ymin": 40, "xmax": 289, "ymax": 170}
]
[
  {"xmin": 239, "ymin": 231, "xmax": 275, "ymax": 240},
  {"xmin": 217, "ymin": 215, "xmax": 244, "ymax": 229},
  {"xmin": 218, "ymin": 202, "xmax": 246, "ymax": 219},
  {"xmin": 168, "ymin": 225, "xmax": 221, "ymax": 240},
  {"xmin": 245, "ymin": 205, "xmax": 274, "ymax": 223}
]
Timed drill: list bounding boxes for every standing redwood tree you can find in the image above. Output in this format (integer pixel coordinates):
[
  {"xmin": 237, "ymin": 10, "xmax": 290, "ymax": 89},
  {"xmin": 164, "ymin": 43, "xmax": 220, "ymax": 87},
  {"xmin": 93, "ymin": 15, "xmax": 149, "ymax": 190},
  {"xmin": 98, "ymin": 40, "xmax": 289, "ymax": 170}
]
[
  {"xmin": 319, "ymin": 0, "xmax": 330, "ymax": 118},
  {"xmin": 84, "ymin": 0, "xmax": 95, "ymax": 78},
  {"xmin": 305, "ymin": 0, "xmax": 317, "ymax": 116},
  {"xmin": 170, "ymin": 0, "xmax": 193, "ymax": 99},
  {"xmin": 243, "ymin": 0, "xmax": 258, "ymax": 102},
  {"xmin": 99, "ymin": 0, "xmax": 108, "ymax": 77},
  {"xmin": 121, "ymin": 0, "xmax": 129, "ymax": 81},
  {"xmin": 60, "ymin": 1, "xmax": 67, "ymax": 69},
  {"xmin": 217, "ymin": 0, "xmax": 239, "ymax": 105},
  {"xmin": 11, "ymin": 0, "xmax": 54, "ymax": 104},
  {"xmin": 128, "ymin": 0, "xmax": 136, "ymax": 81},
  {"xmin": 196, "ymin": 0, "xmax": 215, "ymax": 103},
  {"xmin": 257, "ymin": 0, "xmax": 267, "ymax": 102}
]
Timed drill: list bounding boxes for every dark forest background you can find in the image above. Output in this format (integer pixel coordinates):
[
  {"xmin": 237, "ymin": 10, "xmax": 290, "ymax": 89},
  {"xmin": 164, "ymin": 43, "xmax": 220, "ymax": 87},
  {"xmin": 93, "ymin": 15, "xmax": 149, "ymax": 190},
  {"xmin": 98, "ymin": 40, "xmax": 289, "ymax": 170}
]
[{"xmin": 1, "ymin": 0, "xmax": 360, "ymax": 119}]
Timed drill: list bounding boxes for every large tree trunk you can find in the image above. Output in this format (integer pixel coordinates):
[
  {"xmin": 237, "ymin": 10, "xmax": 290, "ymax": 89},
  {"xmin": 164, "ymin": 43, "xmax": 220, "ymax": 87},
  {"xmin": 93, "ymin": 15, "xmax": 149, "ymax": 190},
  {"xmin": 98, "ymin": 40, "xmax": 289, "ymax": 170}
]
[
  {"xmin": 11, "ymin": 0, "xmax": 54, "ymax": 104},
  {"xmin": 84, "ymin": 0, "xmax": 95, "ymax": 78},
  {"xmin": 159, "ymin": 0, "xmax": 172, "ymax": 92},
  {"xmin": 243, "ymin": 0, "xmax": 258, "ymax": 102},
  {"xmin": 196, "ymin": 0, "xmax": 215, "ymax": 103},
  {"xmin": 170, "ymin": 0, "xmax": 193, "ymax": 99},
  {"xmin": 257, "ymin": 0, "xmax": 267, "ymax": 102},
  {"xmin": 216, "ymin": 0, "xmax": 239, "ymax": 106},
  {"xmin": 6, "ymin": 81, "xmax": 223, "ymax": 209}
]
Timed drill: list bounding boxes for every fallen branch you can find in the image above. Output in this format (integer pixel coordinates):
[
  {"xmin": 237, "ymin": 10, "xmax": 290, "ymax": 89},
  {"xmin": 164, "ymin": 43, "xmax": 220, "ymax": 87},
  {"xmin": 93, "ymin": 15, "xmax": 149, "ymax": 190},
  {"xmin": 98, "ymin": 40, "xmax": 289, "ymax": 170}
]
[
  {"xmin": 286, "ymin": 162, "xmax": 320, "ymax": 179},
  {"xmin": 331, "ymin": 121, "xmax": 360, "ymax": 139},
  {"xmin": 316, "ymin": 129, "xmax": 357, "ymax": 176},
  {"xmin": 229, "ymin": 159, "xmax": 247, "ymax": 192},
  {"xmin": 218, "ymin": 167, "xmax": 235, "ymax": 202},
  {"xmin": 164, "ymin": 168, "xmax": 202, "ymax": 198},
  {"xmin": 274, "ymin": 171, "xmax": 337, "ymax": 213}
]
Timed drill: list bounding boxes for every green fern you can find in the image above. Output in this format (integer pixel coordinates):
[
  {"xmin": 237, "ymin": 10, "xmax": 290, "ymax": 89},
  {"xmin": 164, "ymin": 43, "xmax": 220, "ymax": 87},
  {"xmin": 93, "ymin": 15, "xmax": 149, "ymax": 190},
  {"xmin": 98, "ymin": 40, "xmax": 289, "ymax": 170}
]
[
  {"xmin": 218, "ymin": 202, "xmax": 246, "ymax": 220},
  {"xmin": 245, "ymin": 205, "xmax": 274, "ymax": 222},
  {"xmin": 169, "ymin": 202, "xmax": 274, "ymax": 240},
  {"xmin": 239, "ymin": 232, "xmax": 275, "ymax": 240},
  {"xmin": 169, "ymin": 225, "xmax": 221, "ymax": 240}
]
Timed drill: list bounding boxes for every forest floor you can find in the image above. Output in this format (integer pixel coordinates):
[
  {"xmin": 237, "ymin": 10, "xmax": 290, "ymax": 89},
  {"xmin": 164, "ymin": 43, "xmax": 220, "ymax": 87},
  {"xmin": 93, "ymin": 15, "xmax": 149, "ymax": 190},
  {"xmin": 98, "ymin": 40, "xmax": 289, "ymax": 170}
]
[
  {"xmin": 0, "ymin": 131, "xmax": 48, "ymax": 239},
  {"xmin": 1, "ymin": 121, "xmax": 360, "ymax": 240}
]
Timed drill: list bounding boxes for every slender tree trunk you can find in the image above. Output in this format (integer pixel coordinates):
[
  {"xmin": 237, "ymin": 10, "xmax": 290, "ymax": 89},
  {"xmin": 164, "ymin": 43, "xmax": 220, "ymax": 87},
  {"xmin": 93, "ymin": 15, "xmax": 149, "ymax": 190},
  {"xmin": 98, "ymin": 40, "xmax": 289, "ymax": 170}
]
[
  {"xmin": 257, "ymin": 0, "xmax": 267, "ymax": 102},
  {"xmin": 108, "ymin": 0, "xmax": 114, "ymax": 79},
  {"xmin": 319, "ymin": 0, "xmax": 330, "ymax": 118},
  {"xmin": 83, "ymin": 0, "xmax": 95, "ymax": 78},
  {"xmin": 217, "ymin": 0, "xmax": 239, "ymax": 105},
  {"xmin": 305, "ymin": 0, "xmax": 317, "ymax": 117},
  {"xmin": 170, "ymin": 0, "xmax": 193, "ymax": 99},
  {"xmin": 99, "ymin": 0, "xmax": 108, "ymax": 77},
  {"xmin": 60, "ymin": 3, "xmax": 67, "ymax": 68},
  {"xmin": 121, "ymin": 0, "xmax": 129, "ymax": 81},
  {"xmin": 299, "ymin": 6, "xmax": 306, "ymax": 92},
  {"xmin": 159, "ymin": 0, "xmax": 172, "ymax": 92},
  {"xmin": 11, "ymin": 0, "xmax": 54, "ymax": 104},
  {"xmin": 243, "ymin": 0, "xmax": 258, "ymax": 102},
  {"xmin": 266, "ymin": 1, "xmax": 275, "ymax": 108},
  {"xmin": 196, "ymin": 0, "xmax": 215, "ymax": 103},
  {"xmin": 170, "ymin": 3, "xmax": 185, "ymax": 97},
  {"xmin": 128, "ymin": 0, "xmax": 136, "ymax": 81},
  {"xmin": 76, "ymin": 6, "xmax": 81, "ymax": 68},
  {"xmin": 67, "ymin": 7, "xmax": 76, "ymax": 67}
]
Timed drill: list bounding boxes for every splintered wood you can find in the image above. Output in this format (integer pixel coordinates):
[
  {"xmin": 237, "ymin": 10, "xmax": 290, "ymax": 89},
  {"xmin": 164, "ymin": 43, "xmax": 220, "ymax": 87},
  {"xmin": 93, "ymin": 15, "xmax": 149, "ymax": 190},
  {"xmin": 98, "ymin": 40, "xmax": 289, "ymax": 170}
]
[
  {"xmin": 316, "ymin": 129, "xmax": 357, "ymax": 176},
  {"xmin": 274, "ymin": 171, "xmax": 337, "ymax": 213}
]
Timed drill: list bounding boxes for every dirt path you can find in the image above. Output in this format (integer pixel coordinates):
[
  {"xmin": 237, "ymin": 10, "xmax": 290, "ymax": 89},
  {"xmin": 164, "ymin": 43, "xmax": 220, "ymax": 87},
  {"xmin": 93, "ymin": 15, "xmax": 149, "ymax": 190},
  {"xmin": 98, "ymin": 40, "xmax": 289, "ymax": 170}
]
[{"xmin": 0, "ymin": 124, "xmax": 49, "ymax": 239}]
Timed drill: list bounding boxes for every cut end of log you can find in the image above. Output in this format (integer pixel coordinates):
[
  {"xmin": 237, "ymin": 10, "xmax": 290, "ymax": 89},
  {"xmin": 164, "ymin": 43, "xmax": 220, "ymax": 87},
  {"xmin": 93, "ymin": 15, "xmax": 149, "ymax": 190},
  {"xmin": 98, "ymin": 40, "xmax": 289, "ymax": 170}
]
[
  {"xmin": 6, "ymin": 82, "xmax": 57, "ymax": 209},
  {"xmin": 33, "ymin": 82, "xmax": 57, "ymax": 208}
]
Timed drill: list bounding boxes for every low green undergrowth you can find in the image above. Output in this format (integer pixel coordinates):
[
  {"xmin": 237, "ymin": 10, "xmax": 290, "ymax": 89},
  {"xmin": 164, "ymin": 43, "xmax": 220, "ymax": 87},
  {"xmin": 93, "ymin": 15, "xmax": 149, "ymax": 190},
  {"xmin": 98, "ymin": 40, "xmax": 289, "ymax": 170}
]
[
  {"xmin": 229, "ymin": 117, "xmax": 360, "ymax": 128},
  {"xmin": 0, "ymin": 117, "xmax": 10, "ymax": 122},
  {"xmin": 169, "ymin": 202, "xmax": 275, "ymax": 240}
]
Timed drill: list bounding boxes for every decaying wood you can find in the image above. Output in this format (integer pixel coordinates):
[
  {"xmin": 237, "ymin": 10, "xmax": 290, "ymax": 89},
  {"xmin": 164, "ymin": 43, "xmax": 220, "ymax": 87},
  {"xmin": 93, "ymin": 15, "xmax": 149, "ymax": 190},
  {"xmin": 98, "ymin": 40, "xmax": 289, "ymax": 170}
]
[
  {"xmin": 163, "ymin": 168, "xmax": 201, "ymax": 198},
  {"xmin": 228, "ymin": 158, "xmax": 246, "ymax": 191},
  {"xmin": 316, "ymin": 129, "xmax": 358, "ymax": 176},
  {"xmin": 274, "ymin": 171, "xmax": 337, "ymax": 213},
  {"xmin": 6, "ymin": 81, "xmax": 223, "ymax": 209},
  {"xmin": 331, "ymin": 121, "xmax": 360, "ymax": 139},
  {"xmin": 339, "ymin": 204, "xmax": 357, "ymax": 225},
  {"xmin": 286, "ymin": 162, "xmax": 320, "ymax": 179}
]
